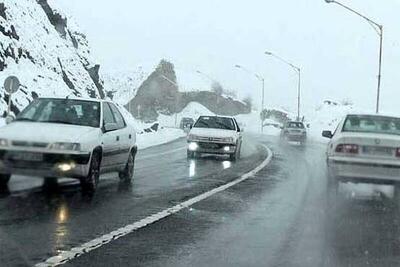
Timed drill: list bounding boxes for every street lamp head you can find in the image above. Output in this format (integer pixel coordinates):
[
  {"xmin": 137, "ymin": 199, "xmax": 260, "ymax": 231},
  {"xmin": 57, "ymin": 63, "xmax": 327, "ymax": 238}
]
[
  {"xmin": 234, "ymin": 64, "xmax": 242, "ymax": 69},
  {"xmin": 325, "ymin": 0, "xmax": 335, "ymax": 3},
  {"xmin": 264, "ymin": 51, "xmax": 273, "ymax": 55}
]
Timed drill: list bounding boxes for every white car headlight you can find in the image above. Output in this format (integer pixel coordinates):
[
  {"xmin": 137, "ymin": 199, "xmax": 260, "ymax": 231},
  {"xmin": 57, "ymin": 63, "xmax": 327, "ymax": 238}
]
[
  {"xmin": 222, "ymin": 137, "xmax": 234, "ymax": 143},
  {"xmin": 0, "ymin": 138, "xmax": 9, "ymax": 147},
  {"xmin": 188, "ymin": 134, "xmax": 199, "ymax": 141},
  {"xmin": 49, "ymin": 142, "xmax": 81, "ymax": 151}
]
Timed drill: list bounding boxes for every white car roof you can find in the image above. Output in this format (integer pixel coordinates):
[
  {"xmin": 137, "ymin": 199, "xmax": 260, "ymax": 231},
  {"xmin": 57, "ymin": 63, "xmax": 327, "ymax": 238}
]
[
  {"xmin": 199, "ymin": 115, "xmax": 235, "ymax": 119},
  {"xmin": 37, "ymin": 96, "xmax": 108, "ymax": 103},
  {"xmin": 346, "ymin": 112, "xmax": 400, "ymax": 119}
]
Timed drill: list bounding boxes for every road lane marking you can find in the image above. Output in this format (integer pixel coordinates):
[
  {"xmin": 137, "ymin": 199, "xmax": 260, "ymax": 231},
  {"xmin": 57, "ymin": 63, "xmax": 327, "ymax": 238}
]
[
  {"xmin": 35, "ymin": 145, "xmax": 273, "ymax": 267},
  {"xmin": 138, "ymin": 146, "xmax": 186, "ymax": 160}
]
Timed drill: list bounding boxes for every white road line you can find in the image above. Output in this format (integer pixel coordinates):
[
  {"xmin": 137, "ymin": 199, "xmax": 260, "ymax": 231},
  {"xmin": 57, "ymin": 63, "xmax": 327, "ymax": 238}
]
[
  {"xmin": 35, "ymin": 145, "xmax": 273, "ymax": 267},
  {"xmin": 138, "ymin": 146, "xmax": 187, "ymax": 160}
]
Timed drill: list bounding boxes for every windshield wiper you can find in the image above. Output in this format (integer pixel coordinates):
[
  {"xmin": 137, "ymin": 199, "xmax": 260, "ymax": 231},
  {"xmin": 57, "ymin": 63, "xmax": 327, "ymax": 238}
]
[
  {"xmin": 41, "ymin": 120, "xmax": 75, "ymax": 125},
  {"xmin": 15, "ymin": 118, "xmax": 36, "ymax": 122}
]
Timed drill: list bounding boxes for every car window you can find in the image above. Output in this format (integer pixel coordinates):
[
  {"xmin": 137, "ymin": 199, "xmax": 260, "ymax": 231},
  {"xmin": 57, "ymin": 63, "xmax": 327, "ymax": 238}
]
[
  {"xmin": 343, "ymin": 115, "xmax": 400, "ymax": 135},
  {"xmin": 102, "ymin": 102, "xmax": 115, "ymax": 125},
  {"xmin": 193, "ymin": 116, "xmax": 236, "ymax": 130},
  {"xmin": 108, "ymin": 103, "xmax": 126, "ymax": 129},
  {"xmin": 16, "ymin": 98, "xmax": 100, "ymax": 127},
  {"xmin": 234, "ymin": 119, "xmax": 240, "ymax": 132}
]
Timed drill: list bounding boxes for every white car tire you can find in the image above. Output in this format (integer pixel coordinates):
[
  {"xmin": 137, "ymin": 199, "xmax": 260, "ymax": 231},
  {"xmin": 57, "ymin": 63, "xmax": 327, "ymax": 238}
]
[
  {"xmin": 119, "ymin": 150, "xmax": 136, "ymax": 184},
  {"xmin": 0, "ymin": 174, "xmax": 10, "ymax": 189},
  {"xmin": 80, "ymin": 152, "xmax": 101, "ymax": 194}
]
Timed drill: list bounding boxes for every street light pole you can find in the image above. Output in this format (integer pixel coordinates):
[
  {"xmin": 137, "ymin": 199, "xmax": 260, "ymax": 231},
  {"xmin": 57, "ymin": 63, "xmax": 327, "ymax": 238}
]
[
  {"xmin": 235, "ymin": 64, "xmax": 265, "ymax": 133},
  {"xmin": 325, "ymin": 0, "xmax": 383, "ymax": 113},
  {"xmin": 264, "ymin": 52, "xmax": 301, "ymax": 121}
]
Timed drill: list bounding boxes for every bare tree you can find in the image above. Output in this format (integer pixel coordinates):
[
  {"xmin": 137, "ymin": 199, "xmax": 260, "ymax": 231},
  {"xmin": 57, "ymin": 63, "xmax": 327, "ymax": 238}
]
[
  {"xmin": 243, "ymin": 96, "xmax": 252, "ymax": 109},
  {"xmin": 211, "ymin": 81, "xmax": 223, "ymax": 95}
]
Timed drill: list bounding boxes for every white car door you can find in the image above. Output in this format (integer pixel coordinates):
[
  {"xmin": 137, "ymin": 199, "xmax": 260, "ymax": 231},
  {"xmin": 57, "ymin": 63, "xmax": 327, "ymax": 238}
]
[
  {"xmin": 108, "ymin": 102, "xmax": 132, "ymax": 166},
  {"xmin": 101, "ymin": 102, "xmax": 121, "ymax": 169}
]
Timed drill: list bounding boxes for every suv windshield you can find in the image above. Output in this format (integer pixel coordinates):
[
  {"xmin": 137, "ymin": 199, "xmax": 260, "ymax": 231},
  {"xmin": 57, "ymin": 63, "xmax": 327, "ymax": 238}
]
[
  {"xmin": 194, "ymin": 116, "xmax": 236, "ymax": 131},
  {"xmin": 342, "ymin": 115, "xmax": 400, "ymax": 136},
  {"xmin": 287, "ymin": 122, "xmax": 305, "ymax": 129},
  {"xmin": 16, "ymin": 98, "xmax": 101, "ymax": 127}
]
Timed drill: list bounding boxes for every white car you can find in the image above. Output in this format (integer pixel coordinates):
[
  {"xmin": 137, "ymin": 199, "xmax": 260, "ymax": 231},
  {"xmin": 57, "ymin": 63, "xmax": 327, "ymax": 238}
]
[
  {"xmin": 323, "ymin": 113, "xmax": 400, "ymax": 192},
  {"xmin": 0, "ymin": 97, "xmax": 137, "ymax": 193},
  {"xmin": 187, "ymin": 115, "xmax": 242, "ymax": 160}
]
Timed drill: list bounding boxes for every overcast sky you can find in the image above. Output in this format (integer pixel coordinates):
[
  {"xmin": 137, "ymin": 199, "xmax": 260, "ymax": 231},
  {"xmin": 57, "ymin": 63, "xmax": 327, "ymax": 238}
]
[{"xmin": 57, "ymin": 0, "xmax": 400, "ymax": 114}]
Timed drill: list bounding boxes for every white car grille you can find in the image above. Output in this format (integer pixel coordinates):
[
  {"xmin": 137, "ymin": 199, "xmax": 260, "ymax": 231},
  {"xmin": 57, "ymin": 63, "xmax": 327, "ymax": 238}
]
[
  {"xmin": 11, "ymin": 141, "xmax": 49, "ymax": 148},
  {"xmin": 197, "ymin": 136, "xmax": 225, "ymax": 142}
]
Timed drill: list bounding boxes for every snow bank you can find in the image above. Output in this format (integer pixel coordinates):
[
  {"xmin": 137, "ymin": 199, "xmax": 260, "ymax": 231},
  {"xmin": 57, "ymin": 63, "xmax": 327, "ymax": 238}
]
[
  {"xmin": 136, "ymin": 128, "xmax": 185, "ymax": 149},
  {"xmin": 117, "ymin": 104, "xmax": 185, "ymax": 150},
  {"xmin": 304, "ymin": 101, "xmax": 362, "ymax": 143}
]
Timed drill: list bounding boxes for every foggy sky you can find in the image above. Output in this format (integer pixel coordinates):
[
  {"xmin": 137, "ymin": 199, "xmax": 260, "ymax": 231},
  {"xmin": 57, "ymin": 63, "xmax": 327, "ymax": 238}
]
[{"xmin": 57, "ymin": 0, "xmax": 400, "ymax": 114}]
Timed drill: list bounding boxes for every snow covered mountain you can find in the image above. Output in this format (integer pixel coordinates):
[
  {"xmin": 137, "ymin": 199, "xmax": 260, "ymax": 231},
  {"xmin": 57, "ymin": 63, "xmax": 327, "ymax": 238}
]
[{"xmin": 0, "ymin": 0, "xmax": 105, "ymax": 115}]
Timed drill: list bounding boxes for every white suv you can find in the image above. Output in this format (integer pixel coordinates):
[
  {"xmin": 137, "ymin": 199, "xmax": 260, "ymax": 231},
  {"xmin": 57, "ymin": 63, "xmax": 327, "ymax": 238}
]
[
  {"xmin": 0, "ymin": 97, "xmax": 137, "ymax": 193},
  {"xmin": 187, "ymin": 116, "xmax": 242, "ymax": 160}
]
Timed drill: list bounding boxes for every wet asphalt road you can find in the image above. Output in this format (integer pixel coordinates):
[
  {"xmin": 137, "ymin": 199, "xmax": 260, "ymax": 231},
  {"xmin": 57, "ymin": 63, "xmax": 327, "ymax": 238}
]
[{"xmin": 1, "ymin": 134, "xmax": 400, "ymax": 266}]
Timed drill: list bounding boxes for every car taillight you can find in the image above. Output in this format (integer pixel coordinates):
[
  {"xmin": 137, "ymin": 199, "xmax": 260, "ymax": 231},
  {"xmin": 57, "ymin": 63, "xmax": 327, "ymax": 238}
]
[
  {"xmin": 336, "ymin": 144, "xmax": 359, "ymax": 154},
  {"xmin": 396, "ymin": 148, "xmax": 400, "ymax": 157}
]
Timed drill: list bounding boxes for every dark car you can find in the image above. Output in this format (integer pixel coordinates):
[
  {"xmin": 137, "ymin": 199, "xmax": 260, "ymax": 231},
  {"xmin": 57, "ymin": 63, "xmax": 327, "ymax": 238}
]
[
  {"xmin": 180, "ymin": 117, "xmax": 195, "ymax": 129},
  {"xmin": 280, "ymin": 121, "xmax": 307, "ymax": 144}
]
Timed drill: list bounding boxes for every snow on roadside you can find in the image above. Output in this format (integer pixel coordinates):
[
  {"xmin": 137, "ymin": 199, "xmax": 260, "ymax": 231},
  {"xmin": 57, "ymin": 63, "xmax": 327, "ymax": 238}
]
[
  {"xmin": 136, "ymin": 128, "xmax": 186, "ymax": 149},
  {"xmin": 116, "ymin": 104, "xmax": 186, "ymax": 150}
]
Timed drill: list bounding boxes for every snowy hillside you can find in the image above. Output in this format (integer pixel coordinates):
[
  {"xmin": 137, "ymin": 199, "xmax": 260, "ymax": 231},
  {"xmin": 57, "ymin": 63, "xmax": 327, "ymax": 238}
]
[
  {"xmin": 103, "ymin": 67, "xmax": 149, "ymax": 105},
  {"xmin": 305, "ymin": 100, "xmax": 359, "ymax": 142},
  {"xmin": 0, "ymin": 0, "xmax": 104, "ymax": 115}
]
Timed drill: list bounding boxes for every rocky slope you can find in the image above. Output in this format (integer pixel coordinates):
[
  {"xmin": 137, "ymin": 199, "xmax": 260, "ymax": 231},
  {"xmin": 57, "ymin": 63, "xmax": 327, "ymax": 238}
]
[
  {"xmin": 125, "ymin": 60, "xmax": 251, "ymax": 122},
  {"xmin": 0, "ymin": 0, "xmax": 105, "ymax": 115}
]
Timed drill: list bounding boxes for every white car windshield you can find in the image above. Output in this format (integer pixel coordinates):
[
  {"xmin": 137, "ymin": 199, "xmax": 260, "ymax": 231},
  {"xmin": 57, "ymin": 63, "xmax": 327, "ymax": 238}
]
[
  {"xmin": 194, "ymin": 116, "xmax": 236, "ymax": 131},
  {"xmin": 343, "ymin": 115, "xmax": 400, "ymax": 136},
  {"xmin": 16, "ymin": 98, "xmax": 101, "ymax": 127}
]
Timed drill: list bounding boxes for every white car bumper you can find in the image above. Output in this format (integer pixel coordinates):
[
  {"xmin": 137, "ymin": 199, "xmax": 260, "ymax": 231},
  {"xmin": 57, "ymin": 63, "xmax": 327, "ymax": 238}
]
[
  {"xmin": 187, "ymin": 141, "xmax": 237, "ymax": 155},
  {"xmin": 0, "ymin": 149, "xmax": 91, "ymax": 179},
  {"xmin": 328, "ymin": 156, "xmax": 400, "ymax": 184}
]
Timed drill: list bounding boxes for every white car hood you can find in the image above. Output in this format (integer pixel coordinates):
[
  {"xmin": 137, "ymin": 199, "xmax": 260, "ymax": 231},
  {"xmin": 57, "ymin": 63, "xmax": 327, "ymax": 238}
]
[
  {"xmin": 0, "ymin": 122, "xmax": 98, "ymax": 143},
  {"xmin": 190, "ymin": 127, "xmax": 237, "ymax": 138}
]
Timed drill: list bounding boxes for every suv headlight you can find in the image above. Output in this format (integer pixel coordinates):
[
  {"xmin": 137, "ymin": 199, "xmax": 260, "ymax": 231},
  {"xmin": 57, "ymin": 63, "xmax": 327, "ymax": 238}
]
[
  {"xmin": 0, "ymin": 138, "xmax": 9, "ymax": 147},
  {"xmin": 222, "ymin": 137, "xmax": 234, "ymax": 143},
  {"xmin": 49, "ymin": 142, "xmax": 81, "ymax": 151}
]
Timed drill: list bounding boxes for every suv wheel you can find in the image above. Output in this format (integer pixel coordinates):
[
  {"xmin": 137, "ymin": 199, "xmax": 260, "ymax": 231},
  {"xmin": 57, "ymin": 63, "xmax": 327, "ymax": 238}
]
[
  {"xmin": 81, "ymin": 152, "xmax": 100, "ymax": 194},
  {"xmin": 119, "ymin": 150, "xmax": 136, "ymax": 183}
]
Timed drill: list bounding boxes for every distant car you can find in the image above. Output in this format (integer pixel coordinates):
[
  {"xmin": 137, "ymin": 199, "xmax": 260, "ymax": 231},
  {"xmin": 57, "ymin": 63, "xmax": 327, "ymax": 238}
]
[
  {"xmin": 187, "ymin": 116, "xmax": 242, "ymax": 160},
  {"xmin": 0, "ymin": 97, "xmax": 137, "ymax": 193},
  {"xmin": 180, "ymin": 117, "xmax": 195, "ymax": 129},
  {"xmin": 323, "ymin": 113, "xmax": 400, "ymax": 194},
  {"xmin": 280, "ymin": 121, "xmax": 307, "ymax": 144}
]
